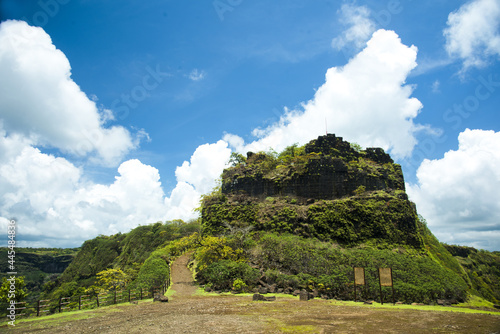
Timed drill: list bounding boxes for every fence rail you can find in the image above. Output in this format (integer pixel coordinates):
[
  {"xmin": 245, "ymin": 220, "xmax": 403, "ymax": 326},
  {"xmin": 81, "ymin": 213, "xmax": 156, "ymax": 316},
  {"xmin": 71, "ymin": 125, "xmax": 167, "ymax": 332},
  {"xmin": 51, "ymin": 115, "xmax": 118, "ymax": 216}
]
[{"xmin": 2, "ymin": 281, "xmax": 170, "ymax": 319}]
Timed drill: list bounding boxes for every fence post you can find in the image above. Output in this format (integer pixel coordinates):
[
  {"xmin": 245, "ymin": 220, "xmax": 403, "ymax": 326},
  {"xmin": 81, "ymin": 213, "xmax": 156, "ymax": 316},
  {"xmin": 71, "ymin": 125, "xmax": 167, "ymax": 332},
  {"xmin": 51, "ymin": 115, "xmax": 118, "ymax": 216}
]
[
  {"xmin": 96, "ymin": 294, "xmax": 100, "ymax": 308},
  {"xmin": 114, "ymin": 289, "xmax": 117, "ymax": 304},
  {"xmin": 79, "ymin": 295, "xmax": 82, "ymax": 310},
  {"xmin": 58, "ymin": 297, "xmax": 62, "ymax": 313},
  {"xmin": 37, "ymin": 300, "xmax": 40, "ymax": 317},
  {"xmin": 140, "ymin": 287, "xmax": 143, "ymax": 300}
]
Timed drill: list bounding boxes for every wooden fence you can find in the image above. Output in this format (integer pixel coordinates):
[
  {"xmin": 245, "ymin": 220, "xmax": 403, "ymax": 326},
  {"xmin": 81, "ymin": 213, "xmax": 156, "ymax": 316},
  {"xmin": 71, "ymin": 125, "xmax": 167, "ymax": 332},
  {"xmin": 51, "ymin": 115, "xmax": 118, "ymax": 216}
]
[{"xmin": 4, "ymin": 280, "xmax": 170, "ymax": 319}]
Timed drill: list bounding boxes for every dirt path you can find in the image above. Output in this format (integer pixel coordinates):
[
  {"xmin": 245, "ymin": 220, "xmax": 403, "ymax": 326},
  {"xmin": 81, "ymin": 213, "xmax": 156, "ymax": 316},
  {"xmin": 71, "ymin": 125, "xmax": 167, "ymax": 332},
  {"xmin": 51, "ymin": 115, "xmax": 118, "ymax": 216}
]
[
  {"xmin": 6, "ymin": 295, "xmax": 500, "ymax": 333},
  {"xmin": 169, "ymin": 252, "xmax": 197, "ymax": 298}
]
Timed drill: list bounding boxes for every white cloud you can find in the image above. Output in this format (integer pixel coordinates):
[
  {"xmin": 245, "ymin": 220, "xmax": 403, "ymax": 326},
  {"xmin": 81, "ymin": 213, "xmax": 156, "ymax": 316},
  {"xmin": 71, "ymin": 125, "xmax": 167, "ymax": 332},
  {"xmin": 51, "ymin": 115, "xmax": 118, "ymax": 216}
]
[
  {"xmin": 444, "ymin": 0, "xmax": 500, "ymax": 71},
  {"xmin": 0, "ymin": 20, "xmax": 140, "ymax": 166},
  {"xmin": 225, "ymin": 29, "xmax": 427, "ymax": 159},
  {"xmin": 332, "ymin": 3, "xmax": 376, "ymax": 52},
  {"xmin": 164, "ymin": 140, "xmax": 232, "ymax": 220},
  {"xmin": 188, "ymin": 68, "xmax": 206, "ymax": 81},
  {"xmin": 0, "ymin": 132, "xmax": 168, "ymax": 246},
  {"xmin": 407, "ymin": 129, "xmax": 500, "ymax": 251},
  {"xmin": 0, "ymin": 134, "xmax": 232, "ymax": 247}
]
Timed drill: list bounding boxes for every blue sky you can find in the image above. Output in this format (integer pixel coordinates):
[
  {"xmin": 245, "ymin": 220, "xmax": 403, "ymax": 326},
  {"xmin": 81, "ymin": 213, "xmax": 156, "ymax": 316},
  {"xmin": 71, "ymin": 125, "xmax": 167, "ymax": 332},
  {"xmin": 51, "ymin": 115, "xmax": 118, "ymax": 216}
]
[{"xmin": 0, "ymin": 0, "xmax": 499, "ymax": 250}]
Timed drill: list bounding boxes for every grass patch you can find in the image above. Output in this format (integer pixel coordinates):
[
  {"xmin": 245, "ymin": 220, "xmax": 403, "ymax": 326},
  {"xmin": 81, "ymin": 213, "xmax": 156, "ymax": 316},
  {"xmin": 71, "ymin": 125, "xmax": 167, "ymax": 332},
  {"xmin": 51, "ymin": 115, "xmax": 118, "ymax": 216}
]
[
  {"xmin": 329, "ymin": 300, "xmax": 500, "ymax": 315},
  {"xmin": 165, "ymin": 288, "xmax": 177, "ymax": 298},
  {"xmin": 457, "ymin": 294, "xmax": 496, "ymax": 309},
  {"xmin": 0, "ymin": 299, "xmax": 154, "ymax": 328},
  {"xmin": 279, "ymin": 325, "xmax": 319, "ymax": 333},
  {"xmin": 193, "ymin": 288, "xmax": 298, "ymax": 300}
]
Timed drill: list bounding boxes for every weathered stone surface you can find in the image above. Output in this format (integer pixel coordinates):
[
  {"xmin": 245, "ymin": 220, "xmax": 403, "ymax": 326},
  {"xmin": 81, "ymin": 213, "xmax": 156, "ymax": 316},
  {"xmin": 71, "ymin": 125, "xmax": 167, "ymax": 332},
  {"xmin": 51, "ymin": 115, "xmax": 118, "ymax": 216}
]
[
  {"xmin": 253, "ymin": 293, "xmax": 265, "ymax": 301},
  {"xmin": 258, "ymin": 286, "xmax": 268, "ymax": 294},
  {"xmin": 253, "ymin": 294, "xmax": 276, "ymax": 301},
  {"xmin": 153, "ymin": 295, "xmax": 169, "ymax": 303},
  {"xmin": 221, "ymin": 135, "xmax": 404, "ymax": 201},
  {"xmin": 300, "ymin": 290, "xmax": 309, "ymax": 301}
]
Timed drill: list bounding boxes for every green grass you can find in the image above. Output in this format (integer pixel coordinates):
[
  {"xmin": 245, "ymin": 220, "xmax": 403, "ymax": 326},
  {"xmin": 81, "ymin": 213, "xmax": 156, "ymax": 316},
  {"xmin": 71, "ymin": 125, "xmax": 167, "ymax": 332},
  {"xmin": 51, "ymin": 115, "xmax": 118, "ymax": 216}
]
[
  {"xmin": 0, "ymin": 298, "xmax": 154, "ymax": 328},
  {"xmin": 456, "ymin": 294, "xmax": 496, "ymax": 309},
  {"xmin": 193, "ymin": 288, "xmax": 298, "ymax": 300},
  {"xmin": 329, "ymin": 299, "xmax": 500, "ymax": 315}
]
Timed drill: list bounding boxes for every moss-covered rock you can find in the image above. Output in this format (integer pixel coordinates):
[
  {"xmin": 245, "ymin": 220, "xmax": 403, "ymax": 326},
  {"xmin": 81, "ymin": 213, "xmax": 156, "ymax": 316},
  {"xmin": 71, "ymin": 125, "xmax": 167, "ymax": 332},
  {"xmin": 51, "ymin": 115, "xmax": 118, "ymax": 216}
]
[{"xmin": 221, "ymin": 134, "xmax": 405, "ymax": 200}]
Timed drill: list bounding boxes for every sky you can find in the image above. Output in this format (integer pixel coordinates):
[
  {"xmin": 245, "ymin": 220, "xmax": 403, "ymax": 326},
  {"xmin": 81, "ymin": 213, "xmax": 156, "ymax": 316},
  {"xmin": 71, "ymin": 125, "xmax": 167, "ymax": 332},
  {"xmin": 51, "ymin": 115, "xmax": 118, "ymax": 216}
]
[{"xmin": 0, "ymin": 0, "xmax": 499, "ymax": 250}]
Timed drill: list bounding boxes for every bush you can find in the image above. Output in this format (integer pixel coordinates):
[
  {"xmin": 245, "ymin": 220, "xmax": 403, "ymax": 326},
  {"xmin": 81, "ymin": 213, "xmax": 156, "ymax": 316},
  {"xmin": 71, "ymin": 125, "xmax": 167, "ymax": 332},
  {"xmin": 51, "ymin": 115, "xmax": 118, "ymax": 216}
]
[
  {"xmin": 135, "ymin": 251, "xmax": 170, "ymax": 289},
  {"xmin": 252, "ymin": 232, "xmax": 467, "ymax": 303},
  {"xmin": 232, "ymin": 278, "xmax": 247, "ymax": 292},
  {"xmin": 197, "ymin": 260, "xmax": 259, "ymax": 291}
]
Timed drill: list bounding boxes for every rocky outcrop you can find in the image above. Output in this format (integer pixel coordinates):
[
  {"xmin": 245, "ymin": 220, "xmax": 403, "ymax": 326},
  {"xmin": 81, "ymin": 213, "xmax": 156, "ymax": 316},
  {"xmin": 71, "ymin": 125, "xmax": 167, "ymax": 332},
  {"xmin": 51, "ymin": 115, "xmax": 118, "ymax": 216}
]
[
  {"xmin": 203, "ymin": 134, "xmax": 422, "ymax": 247},
  {"xmin": 221, "ymin": 134, "xmax": 404, "ymax": 201}
]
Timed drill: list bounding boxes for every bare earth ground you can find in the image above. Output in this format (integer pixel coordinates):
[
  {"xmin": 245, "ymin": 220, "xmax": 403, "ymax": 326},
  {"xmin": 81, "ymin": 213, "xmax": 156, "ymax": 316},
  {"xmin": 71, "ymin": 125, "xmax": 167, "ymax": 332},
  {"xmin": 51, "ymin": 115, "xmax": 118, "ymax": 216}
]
[{"xmin": 4, "ymin": 253, "xmax": 500, "ymax": 333}]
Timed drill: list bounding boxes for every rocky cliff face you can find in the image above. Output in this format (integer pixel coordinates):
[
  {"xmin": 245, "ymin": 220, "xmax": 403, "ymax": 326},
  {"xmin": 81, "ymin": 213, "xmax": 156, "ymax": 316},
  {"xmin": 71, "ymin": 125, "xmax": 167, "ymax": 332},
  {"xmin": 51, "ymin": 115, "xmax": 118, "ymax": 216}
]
[
  {"xmin": 203, "ymin": 134, "xmax": 422, "ymax": 248},
  {"xmin": 222, "ymin": 134, "xmax": 405, "ymax": 201}
]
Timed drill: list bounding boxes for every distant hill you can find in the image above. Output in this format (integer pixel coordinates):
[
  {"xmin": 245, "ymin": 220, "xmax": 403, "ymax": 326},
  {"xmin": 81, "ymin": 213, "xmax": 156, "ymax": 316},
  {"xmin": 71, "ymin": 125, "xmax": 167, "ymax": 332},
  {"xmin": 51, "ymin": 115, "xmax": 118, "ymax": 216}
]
[{"xmin": 0, "ymin": 247, "xmax": 78, "ymax": 296}]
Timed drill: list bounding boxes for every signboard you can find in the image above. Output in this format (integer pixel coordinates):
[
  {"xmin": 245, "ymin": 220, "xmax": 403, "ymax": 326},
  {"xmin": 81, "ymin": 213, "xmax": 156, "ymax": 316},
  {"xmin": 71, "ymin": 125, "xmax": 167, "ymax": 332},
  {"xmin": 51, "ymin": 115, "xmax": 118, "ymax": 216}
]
[
  {"xmin": 378, "ymin": 267, "xmax": 393, "ymax": 287},
  {"xmin": 354, "ymin": 267, "xmax": 365, "ymax": 285}
]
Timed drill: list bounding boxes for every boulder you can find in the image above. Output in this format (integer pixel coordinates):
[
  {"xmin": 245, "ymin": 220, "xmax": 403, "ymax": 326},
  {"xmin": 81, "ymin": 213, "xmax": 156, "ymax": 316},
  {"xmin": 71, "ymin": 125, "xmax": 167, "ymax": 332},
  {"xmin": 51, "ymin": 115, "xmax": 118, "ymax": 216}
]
[
  {"xmin": 258, "ymin": 286, "xmax": 268, "ymax": 294},
  {"xmin": 300, "ymin": 290, "xmax": 309, "ymax": 301},
  {"xmin": 253, "ymin": 294, "xmax": 276, "ymax": 302},
  {"xmin": 253, "ymin": 293, "xmax": 265, "ymax": 301},
  {"xmin": 153, "ymin": 295, "xmax": 169, "ymax": 303}
]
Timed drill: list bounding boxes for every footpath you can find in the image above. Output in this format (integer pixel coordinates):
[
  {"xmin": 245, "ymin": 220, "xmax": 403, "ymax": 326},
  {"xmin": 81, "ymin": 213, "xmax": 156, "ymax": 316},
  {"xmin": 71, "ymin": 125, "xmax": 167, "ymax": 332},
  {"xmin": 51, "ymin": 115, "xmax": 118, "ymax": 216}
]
[{"xmin": 168, "ymin": 252, "xmax": 197, "ymax": 297}]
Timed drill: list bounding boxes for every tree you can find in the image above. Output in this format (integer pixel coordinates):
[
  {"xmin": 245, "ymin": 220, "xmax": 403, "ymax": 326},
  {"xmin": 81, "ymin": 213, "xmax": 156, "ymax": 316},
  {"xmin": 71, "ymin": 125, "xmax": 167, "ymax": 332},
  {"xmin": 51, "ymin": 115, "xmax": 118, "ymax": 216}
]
[
  {"xmin": 229, "ymin": 152, "xmax": 246, "ymax": 166},
  {"xmin": 350, "ymin": 142, "xmax": 362, "ymax": 152},
  {"xmin": 96, "ymin": 268, "xmax": 129, "ymax": 291},
  {"xmin": 0, "ymin": 276, "xmax": 27, "ymax": 303},
  {"xmin": 195, "ymin": 235, "xmax": 245, "ymax": 271},
  {"xmin": 136, "ymin": 255, "xmax": 170, "ymax": 288}
]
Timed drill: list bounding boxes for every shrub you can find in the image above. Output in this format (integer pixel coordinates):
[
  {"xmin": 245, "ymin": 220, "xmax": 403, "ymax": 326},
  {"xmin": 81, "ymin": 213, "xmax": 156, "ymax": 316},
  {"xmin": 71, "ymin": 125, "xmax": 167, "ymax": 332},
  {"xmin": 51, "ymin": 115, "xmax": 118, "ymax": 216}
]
[
  {"xmin": 232, "ymin": 278, "xmax": 247, "ymax": 292},
  {"xmin": 197, "ymin": 260, "xmax": 259, "ymax": 290}
]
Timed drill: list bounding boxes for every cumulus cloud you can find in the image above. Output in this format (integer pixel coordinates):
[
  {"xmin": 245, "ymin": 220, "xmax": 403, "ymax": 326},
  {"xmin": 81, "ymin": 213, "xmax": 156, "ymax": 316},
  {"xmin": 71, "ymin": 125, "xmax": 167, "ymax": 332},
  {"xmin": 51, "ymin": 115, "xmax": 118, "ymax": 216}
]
[
  {"xmin": 0, "ymin": 132, "xmax": 167, "ymax": 246},
  {"xmin": 0, "ymin": 20, "xmax": 140, "ymax": 166},
  {"xmin": 164, "ymin": 140, "xmax": 232, "ymax": 220},
  {"xmin": 444, "ymin": 0, "xmax": 500, "ymax": 71},
  {"xmin": 0, "ymin": 132, "xmax": 231, "ymax": 246},
  {"xmin": 331, "ymin": 3, "xmax": 376, "ymax": 52},
  {"xmin": 225, "ymin": 29, "xmax": 426, "ymax": 159},
  {"xmin": 407, "ymin": 129, "xmax": 500, "ymax": 251}
]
